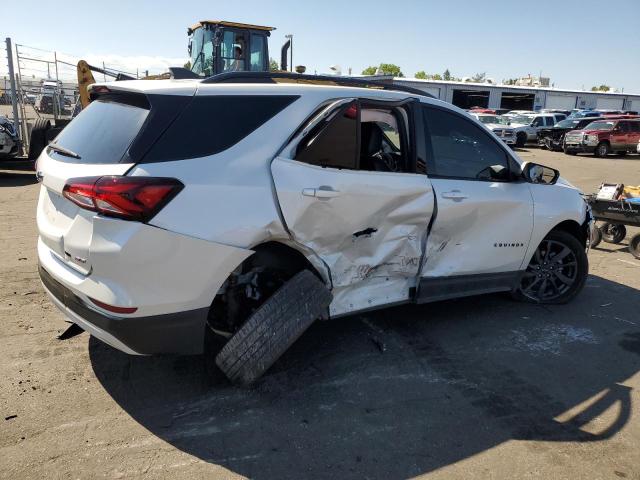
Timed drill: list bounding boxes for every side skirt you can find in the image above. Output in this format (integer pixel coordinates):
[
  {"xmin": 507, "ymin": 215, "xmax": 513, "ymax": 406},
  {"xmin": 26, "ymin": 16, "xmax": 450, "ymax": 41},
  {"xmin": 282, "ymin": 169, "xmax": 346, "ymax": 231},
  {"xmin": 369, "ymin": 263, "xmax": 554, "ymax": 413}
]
[{"xmin": 416, "ymin": 271, "xmax": 523, "ymax": 304}]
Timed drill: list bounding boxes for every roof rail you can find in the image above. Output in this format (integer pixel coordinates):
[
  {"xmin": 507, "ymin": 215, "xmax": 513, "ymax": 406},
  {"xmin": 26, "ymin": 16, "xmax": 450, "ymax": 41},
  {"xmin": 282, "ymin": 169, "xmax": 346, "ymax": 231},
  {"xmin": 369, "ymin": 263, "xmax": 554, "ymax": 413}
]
[{"xmin": 201, "ymin": 72, "xmax": 435, "ymax": 98}]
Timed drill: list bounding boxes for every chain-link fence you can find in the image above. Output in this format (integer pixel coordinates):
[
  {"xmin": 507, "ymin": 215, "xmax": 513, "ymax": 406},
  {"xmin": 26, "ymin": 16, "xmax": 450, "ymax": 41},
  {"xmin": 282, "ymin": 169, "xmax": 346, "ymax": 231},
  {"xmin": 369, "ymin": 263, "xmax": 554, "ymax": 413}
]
[{"xmin": 2, "ymin": 37, "xmax": 160, "ymax": 158}]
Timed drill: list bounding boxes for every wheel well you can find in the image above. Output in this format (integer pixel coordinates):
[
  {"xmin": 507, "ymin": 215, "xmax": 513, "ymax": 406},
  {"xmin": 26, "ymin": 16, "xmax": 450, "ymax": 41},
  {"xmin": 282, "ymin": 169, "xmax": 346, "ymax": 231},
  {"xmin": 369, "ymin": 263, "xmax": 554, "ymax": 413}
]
[
  {"xmin": 247, "ymin": 241, "xmax": 321, "ymax": 280},
  {"xmin": 207, "ymin": 241, "xmax": 324, "ymax": 335},
  {"xmin": 550, "ymin": 220, "xmax": 588, "ymax": 248}
]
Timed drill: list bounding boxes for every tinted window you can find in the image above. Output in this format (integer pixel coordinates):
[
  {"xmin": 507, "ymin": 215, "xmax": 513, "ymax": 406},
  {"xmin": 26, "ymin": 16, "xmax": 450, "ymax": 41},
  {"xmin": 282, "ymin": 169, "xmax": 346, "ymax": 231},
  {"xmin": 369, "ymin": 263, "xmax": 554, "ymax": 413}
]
[
  {"xmin": 51, "ymin": 99, "xmax": 149, "ymax": 164},
  {"xmin": 617, "ymin": 122, "xmax": 630, "ymax": 132},
  {"xmin": 532, "ymin": 117, "xmax": 544, "ymax": 127},
  {"xmin": 296, "ymin": 103, "xmax": 358, "ymax": 169},
  {"xmin": 143, "ymin": 95, "xmax": 298, "ymax": 162},
  {"xmin": 423, "ymin": 107, "xmax": 508, "ymax": 180},
  {"xmin": 628, "ymin": 122, "xmax": 640, "ymax": 132}
]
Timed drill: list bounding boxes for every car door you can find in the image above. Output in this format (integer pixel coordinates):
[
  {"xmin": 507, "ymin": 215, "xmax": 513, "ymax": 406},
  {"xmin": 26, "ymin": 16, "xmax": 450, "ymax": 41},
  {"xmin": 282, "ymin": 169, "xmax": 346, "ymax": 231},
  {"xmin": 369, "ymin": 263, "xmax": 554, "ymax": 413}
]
[
  {"xmin": 529, "ymin": 116, "xmax": 545, "ymax": 139},
  {"xmin": 628, "ymin": 121, "xmax": 640, "ymax": 150},
  {"xmin": 417, "ymin": 104, "xmax": 534, "ymax": 303},
  {"xmin": 609, "ymin": 121, "xmax": 628, "ymax": 150},
  {"xmin": 271, "ymin": 98, "xmax": 435, "ymax": 316}
]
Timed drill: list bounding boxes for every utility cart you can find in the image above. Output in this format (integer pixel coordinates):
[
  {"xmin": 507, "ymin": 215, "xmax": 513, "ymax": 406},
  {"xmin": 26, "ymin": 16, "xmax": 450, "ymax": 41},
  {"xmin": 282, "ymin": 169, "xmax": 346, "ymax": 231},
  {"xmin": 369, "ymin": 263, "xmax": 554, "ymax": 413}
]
[{"xmin": 587, "ymin": 184, "xmax": 640, "ymax": 259}]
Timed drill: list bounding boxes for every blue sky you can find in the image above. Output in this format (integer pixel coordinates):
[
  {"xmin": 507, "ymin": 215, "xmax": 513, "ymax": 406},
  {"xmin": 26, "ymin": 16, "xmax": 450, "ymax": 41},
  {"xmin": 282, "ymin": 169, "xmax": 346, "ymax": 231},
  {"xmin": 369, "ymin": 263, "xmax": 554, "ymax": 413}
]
[{"xmin": 4, "ymin": 0, "xmax": 640, "ymax": 92}]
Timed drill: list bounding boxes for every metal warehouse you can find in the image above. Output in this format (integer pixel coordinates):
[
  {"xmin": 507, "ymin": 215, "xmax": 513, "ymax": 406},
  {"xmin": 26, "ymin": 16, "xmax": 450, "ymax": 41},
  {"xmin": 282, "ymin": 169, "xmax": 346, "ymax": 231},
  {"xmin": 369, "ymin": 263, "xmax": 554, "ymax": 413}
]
[{"xmin": 388, "ymin": 78, "xmax": 640, "ymax": 111}]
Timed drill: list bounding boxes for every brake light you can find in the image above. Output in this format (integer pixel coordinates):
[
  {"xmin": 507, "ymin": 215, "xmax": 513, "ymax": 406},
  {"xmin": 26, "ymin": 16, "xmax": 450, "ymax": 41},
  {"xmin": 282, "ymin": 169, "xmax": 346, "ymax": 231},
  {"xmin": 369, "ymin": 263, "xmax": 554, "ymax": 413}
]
[{"xmin": 62, "ymin": 176, "xmax": 183, "ymax": 222}]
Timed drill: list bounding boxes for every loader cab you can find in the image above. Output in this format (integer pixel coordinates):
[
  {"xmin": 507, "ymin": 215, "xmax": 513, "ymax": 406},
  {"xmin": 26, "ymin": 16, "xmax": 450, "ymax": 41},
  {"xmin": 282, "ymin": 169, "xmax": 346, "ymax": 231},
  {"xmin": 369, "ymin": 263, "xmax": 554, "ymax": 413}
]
[{"xmin": 188, "ymin": 21, "xmax": 274, "ymax": 77}]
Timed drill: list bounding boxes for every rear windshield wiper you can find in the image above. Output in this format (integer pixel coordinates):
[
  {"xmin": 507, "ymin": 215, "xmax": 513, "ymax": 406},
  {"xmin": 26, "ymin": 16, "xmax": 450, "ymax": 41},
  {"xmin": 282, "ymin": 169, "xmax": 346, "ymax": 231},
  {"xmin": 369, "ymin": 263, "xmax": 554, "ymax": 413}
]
[{"xmin": 47, "ymin": 143, "xmax": 81, "ymax": 159}]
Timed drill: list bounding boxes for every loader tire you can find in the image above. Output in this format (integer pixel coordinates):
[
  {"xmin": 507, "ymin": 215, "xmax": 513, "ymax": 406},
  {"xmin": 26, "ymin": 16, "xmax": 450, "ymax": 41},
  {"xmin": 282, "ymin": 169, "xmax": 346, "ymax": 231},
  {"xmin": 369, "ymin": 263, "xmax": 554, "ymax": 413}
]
[
  {"xmin": 28, "ymin": 119, "xmax": 51, "ymax": 160},
  {"xmin": 215, "ymin": 270, "xmax": 332, "ymax": 386}
]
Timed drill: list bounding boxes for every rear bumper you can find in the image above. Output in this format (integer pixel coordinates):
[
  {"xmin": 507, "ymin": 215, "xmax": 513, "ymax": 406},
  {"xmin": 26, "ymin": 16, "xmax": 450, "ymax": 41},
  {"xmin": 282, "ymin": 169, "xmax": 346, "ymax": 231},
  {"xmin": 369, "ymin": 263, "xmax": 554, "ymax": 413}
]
[{"xmin": 40, "ymin": 264, "xmax": 208, "ymax": 354}]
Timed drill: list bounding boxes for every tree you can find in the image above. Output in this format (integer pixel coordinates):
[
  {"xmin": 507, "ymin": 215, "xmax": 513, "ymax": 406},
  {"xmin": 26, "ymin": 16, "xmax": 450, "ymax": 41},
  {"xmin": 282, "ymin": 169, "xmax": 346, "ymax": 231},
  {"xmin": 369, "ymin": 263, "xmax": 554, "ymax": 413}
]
[
  {"xmin": 591, "ymin": 85, "xmax": 611, "ymax": 92},
  {"xmin": 431, "ymin": 73, "xmax": 443, "ymax": 81},
  {"xmin": 183, "ymin": 61, "xmax": 191, "ymax": 70},
  {"xmin": 503, "ymin": 78, "xmax": 518, "ymax": 85},
  {"xmin": 269, "ymin": 58, "xmax": 279, "ymax": 72},
  {"xmin": 378, "ymin": 63, "xmax": 404, "ymax": 77},
  {"xmin": 470, "ymin": 72, "xmax": 486, "ymax": 83},
  {"xmin": 361, "ymin": 64, "xmax": 403, "ymax": 77},
  {"xmin": 415, "ymin": 71, "xmax": 427, "ymax": 79},
  {"xmin": 443, "ymin": 69, "xmax": 452, "ymax": 81}
]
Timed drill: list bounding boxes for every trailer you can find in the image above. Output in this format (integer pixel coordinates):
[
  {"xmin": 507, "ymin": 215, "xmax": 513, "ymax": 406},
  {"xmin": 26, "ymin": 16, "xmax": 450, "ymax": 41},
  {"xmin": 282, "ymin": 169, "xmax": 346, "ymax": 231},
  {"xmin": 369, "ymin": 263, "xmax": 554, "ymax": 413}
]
[{"xmin": 588, "ymin": 185, "xmax": 640, "ymax": 259}]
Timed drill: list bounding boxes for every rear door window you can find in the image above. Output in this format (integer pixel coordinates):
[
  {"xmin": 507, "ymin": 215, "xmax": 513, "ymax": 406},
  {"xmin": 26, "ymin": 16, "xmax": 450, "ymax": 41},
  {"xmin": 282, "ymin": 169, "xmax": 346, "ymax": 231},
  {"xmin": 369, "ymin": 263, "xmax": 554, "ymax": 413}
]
[{"xmin": 49, "ymin": 99, "xmax": 149, "ymax": 164}]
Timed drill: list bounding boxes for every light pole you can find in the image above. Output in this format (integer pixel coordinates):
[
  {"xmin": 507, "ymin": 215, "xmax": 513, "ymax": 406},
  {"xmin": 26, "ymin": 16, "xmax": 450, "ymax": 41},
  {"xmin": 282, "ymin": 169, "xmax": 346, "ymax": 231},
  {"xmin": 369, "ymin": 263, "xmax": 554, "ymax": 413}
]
[{"xmin": 285, "ymin": 34, "xmax": 293, "ymax": 72}]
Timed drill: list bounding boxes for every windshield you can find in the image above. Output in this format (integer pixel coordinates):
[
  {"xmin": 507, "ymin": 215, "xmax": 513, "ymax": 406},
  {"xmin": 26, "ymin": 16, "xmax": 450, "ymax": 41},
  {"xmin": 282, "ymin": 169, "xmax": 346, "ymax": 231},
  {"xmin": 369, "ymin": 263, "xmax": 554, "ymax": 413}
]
[
  {"xmin": 510, "ymin": 115, "xmax": 534, "ymax": 125},
  {"xmin": 583, "ymin": 121, "xmax": 615, "ymax": 131},
  {"xmin": 556, "ymin": 119, "xmax": 581, "ymax": 128}
]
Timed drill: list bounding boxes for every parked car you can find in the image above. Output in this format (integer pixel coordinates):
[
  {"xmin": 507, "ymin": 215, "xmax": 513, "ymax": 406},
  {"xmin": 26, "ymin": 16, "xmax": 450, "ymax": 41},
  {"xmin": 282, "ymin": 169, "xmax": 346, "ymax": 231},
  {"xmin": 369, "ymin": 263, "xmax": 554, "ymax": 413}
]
[
  {"xmin": 468, "ymin": 112, "xmax": 516, "ymax": 146},
  {"xmin": 563, "ymin": 118, "xmax": 640, "ymax": 156},
  {"xmin": 541, "ymin": 109, "xmax": 571, "ymax": 117},
  {"xmin": 0, "ymin": 116, "xmax": 19, "ymax": 159},
  {"xmin": 538, "ymin": 117, "xmax": 617, "ymax": 151},
  {"xmin": 36, "ymin": 74, "xmax": 592, "ymax": 385},
  {"xmin": 568, "ymin": 109, "xmax": 602, "ymax": 119},
  {"xmin": 507, "ymin": 113, "xmax": 565, "ymax": 147}
]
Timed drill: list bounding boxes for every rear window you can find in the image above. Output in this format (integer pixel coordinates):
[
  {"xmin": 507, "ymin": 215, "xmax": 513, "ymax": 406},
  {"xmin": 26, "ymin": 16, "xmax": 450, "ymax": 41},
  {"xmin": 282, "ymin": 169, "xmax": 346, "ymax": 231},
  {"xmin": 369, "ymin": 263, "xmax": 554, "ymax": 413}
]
[
  {"xmin": 50, "ymin": 99, "xmax": 149, "ymax": 164},
  {"xmin": 142, "ymin": 95, "xmax": 299, "ymax": 162}
]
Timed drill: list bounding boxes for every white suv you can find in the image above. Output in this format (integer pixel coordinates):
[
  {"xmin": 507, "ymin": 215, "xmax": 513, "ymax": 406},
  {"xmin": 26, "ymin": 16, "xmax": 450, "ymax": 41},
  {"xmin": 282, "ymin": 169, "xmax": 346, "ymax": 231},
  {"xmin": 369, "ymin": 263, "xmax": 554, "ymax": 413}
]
[{"xmin": 36, "ymin": 74, "xmax": 591, "ymax": 385}]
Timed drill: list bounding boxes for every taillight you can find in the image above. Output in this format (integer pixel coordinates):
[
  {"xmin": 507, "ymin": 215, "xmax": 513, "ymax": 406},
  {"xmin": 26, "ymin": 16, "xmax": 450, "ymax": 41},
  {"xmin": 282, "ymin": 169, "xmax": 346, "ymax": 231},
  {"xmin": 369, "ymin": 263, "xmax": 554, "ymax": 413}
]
[{"xmin": 62, "ymin": 176, "xmax": 183, "ymax": 222}]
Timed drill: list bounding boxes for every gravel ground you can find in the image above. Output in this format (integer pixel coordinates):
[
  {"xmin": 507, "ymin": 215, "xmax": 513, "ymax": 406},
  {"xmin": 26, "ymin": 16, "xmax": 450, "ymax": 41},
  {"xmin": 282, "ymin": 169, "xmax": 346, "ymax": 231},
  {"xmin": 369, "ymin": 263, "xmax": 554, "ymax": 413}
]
[{"xmin": 1, "ymin": 148, "xmax": 639, "ymax": 479}]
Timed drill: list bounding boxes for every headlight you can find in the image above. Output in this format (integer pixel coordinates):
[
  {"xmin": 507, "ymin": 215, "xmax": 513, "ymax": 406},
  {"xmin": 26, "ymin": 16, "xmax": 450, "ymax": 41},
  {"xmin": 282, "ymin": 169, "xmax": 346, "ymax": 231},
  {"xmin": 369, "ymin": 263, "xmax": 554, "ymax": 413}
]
[{"xmin": 585, "ymin": 134, "xmax": 598, "ymax": 144}]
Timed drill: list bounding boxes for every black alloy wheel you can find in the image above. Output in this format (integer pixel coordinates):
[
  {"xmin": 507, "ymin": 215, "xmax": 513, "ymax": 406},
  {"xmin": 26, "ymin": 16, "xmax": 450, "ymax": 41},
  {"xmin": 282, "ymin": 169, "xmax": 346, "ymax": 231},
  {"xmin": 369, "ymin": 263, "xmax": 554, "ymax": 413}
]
[{"xmin": 516, "ymin": 231, "xmax": 588, "ymax": 304}]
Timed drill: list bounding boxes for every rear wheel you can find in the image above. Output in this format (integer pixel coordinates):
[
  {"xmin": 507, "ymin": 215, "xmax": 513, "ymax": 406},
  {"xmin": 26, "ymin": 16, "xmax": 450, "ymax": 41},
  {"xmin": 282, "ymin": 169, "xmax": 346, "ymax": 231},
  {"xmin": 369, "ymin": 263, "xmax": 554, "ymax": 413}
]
[
  {"xmin": 28, "ymin": 119, "xmax": 51, "ymax": 160},
  {"xmin": 590, "ymin": 226, "xmax": 602, "ymax": 248},
  {"xmin": 601, "ymin": 223, "xmax": 627, "ymax": 244},
  {"xmin": 594, "ymin": 141, "xmax": 610, "ymax": 157},
  {"xmin": 514, "ymin": 230, "xmax": 588, "ymax": 304},
  {"xmin": 215, "ymin": 270, "xmax": 332, "ymax": 386},
  {"xmin": 629, "ymin": 234, "xmax": 640, "ymax": 259}
]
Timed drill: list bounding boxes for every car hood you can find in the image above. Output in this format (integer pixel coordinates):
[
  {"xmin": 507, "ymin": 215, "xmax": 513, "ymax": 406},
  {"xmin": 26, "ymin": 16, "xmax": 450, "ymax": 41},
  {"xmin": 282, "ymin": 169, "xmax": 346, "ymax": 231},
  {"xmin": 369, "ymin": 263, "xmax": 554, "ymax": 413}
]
[{"xmin": 486, "ymin": 123, "xmax": 513, "ymax": 130}]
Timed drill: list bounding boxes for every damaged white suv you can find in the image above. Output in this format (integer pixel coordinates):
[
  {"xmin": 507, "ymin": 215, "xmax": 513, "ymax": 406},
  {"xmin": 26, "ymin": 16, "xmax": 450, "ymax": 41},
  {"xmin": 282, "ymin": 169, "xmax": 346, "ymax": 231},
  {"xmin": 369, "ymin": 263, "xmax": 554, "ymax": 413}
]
[{"xmin": 37, "ymin": 73, "xmax": 591, "ymax": 385}]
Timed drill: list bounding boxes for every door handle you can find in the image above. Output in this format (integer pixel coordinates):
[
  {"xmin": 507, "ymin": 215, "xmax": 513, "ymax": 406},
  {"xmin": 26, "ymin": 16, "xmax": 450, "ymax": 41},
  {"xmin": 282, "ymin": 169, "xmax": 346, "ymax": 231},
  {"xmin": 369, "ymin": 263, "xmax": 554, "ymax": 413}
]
[
  {"xmin": 302, "ymin": 187, "xmax": 341, "ymax": 199},
  {"xmin": 441, "ymin": 190, "xmax": 468, "ymax": 200}
]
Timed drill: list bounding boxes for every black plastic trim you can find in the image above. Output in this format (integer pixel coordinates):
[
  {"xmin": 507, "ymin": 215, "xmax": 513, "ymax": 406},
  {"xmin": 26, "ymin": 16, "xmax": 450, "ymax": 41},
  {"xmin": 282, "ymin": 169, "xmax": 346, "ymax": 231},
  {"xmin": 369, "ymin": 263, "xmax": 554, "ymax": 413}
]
[
  {"xmin": 39, "ymin": 264, "xmax": 207, "ymax": 355},
  {"xmin": 417, "ymin": 271, "xmax": 523, "ymax": 304}
]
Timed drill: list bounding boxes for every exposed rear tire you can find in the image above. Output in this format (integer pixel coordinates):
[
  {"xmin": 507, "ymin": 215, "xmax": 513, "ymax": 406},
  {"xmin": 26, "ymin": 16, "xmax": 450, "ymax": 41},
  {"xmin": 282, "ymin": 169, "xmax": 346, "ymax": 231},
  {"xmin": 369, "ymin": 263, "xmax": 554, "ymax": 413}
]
[
  {"xmin": 28, "ymin": 119, "xmax": 51, "ymax": 160},
  {"xmin": 601, "ymin": 223, "xmax": 626, "ymax": 244},
  {"xmin": 513, "ymin": 230, "xmax": 588, "ymax": 304},
  {"xmin": 215, "ymin": 270, "xmax": 332, "ymax": 386},
  {"xmin": 629, "ymin": 234, "xmax": 640, "ymax": 260}
]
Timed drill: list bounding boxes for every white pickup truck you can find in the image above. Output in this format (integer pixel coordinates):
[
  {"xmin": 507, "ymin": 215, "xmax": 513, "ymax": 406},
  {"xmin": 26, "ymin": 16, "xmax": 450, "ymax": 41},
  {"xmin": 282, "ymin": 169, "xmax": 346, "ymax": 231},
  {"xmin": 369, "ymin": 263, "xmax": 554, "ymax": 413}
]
[{"xmin": 506, "ymin": 113, "xmax": 566, "ymax": 147}]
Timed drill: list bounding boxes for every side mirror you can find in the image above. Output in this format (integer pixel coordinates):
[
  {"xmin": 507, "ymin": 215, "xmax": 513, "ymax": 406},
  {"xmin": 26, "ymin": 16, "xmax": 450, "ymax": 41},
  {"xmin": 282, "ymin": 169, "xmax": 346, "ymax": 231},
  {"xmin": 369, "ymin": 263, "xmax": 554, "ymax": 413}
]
[{"xmin": 521, "ymin": 162, "xmax": 559, "ymax": 185}]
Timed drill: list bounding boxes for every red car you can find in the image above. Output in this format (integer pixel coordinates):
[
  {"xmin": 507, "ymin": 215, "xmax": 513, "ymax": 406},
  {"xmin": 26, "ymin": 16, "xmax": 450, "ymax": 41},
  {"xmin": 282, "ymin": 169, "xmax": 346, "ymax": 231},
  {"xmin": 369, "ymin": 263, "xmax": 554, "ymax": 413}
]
[{"xmin": 563, "ymin": 118, "xmax": 640, "ymax": 156}]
